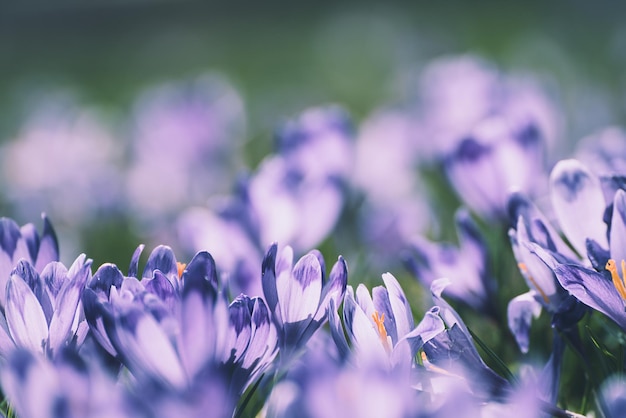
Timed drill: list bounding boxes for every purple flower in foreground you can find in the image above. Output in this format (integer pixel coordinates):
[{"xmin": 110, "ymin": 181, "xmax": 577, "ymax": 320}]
[
  {"xmin": 0, "ymin": 254, "xmax": 91, "ymax": 358},
  {"xmin": 329, "ymin": 273, "xmax": 444, "ymax": 370},
  {"xmin": 0, "ymin": 215, "xmax": 59, "ymax": 306},
  {"xmin": 262, "ymin": 243, "xmax": 347, "ymax": 356},
  {"xmin": 2, "ymin": 348, "xmax": 133, "ymax": 418}
]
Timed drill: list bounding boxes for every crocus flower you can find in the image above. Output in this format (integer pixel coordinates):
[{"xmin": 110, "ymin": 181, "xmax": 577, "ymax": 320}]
[
  {"xmin": 0, "ymin": 215, "xmax": 59, "ymax": 306},
  {"xmin": 176, "ymin": 106, "xmax": 353, "ymax": 297},
  {"xmin": 404, "ymin": 208, "xmax": 496, "ymax": 313},
  {"xmin": 126, "ymin": 74, "xmax": 245, "ymax": 221},
  {"xmin": 329, "ymin": 272, "xmax": 444, "ymax": 370},
  {"xmin": 1, "ymin": 347, "xmax": 134, "ymax": 418},
  {"xmin": 261, "ymin": 243, "xmax": 347, "ymax": 357},
  {"xmin": 1, "ymin": 254, "xmax": 92, "ymax": 358}
]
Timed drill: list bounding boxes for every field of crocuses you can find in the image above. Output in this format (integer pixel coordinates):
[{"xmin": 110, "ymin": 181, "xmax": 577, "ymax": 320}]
[{"xmin": 1, "ymin": 3, "xmax": 626, "ymax": 417}]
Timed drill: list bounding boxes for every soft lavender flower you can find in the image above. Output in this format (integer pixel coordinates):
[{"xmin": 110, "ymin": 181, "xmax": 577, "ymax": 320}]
[
  {"xmin": 443, "ymin": 115, "xmax": 546, "ymax": 220},
  {"xmin": 0, "ymin": 99, "xmax": 122, "ymax": 233},
  {"xmin": 0, "ymin": 215, "xmax": 58, "ymax": 306},
  {"xmin": 177, "ymin": 106, "xmax": 353, "ymax": 297},
  {"xmin": 404, "ymin": 208, "xmax": 496, "ymax": 313},
  {"xmin": 576, "ymin": 126, "xmax": 626, "ymax": 176},
  {"xmin": 126, "ymin": 74, "xmax": 245, "ymax": 221},
  {"xmin": 0, "ymin": 254, "xmax": 91, "ymax": 358},
  {"xmin": 414, "ymin": 54, "xmax": 560, "ymax": 160},
  {"xmin": 262, "ymin": 243, "xmax": 347, "ymax": 356},
  {"xmin": 1, "ymin": 348, "xmax": 134, "ymax": 418},
  {"xmin": 353, "ymin": 110, "xmax": 433, "ymax": 259},
  {"xmin": 330, "ymin": 273, "xmax": 444, "ymax": 370}
]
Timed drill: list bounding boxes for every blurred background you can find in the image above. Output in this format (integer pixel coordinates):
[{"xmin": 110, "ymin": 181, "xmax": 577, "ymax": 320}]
[{"xmin": 0, "ymin": 0, "xmax": 624, "ymax": 268}]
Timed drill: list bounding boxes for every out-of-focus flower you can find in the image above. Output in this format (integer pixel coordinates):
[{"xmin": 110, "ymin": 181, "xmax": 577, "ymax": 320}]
[
  {"xmin": 0, "ymin": 99, "xmax": 123, "ymax": 227},
  {"xmin": 414, "ymin": 54, "xmax": 560, "ymax": 160},
  {"xmin": 262, "ymin": 243, "xmax": 347, "ymax": 357},
  {"xmin": 0, "ymin": 215, "xmax": 59, "ymax": 306},
  {"xmin": 126, "ymin": 74, "xmax": 245, "ymax": 222},
  {"xmin": 353, "ymin": 110, "xmax": 433, "ymax": 261},
  {"xmin": 404, "ymin": 208, "xmax": 496, "ymax": 313},
  {"xmin": 576, "ymin": 126, "xmax": 626, "ymax": 176},
  {"xmin": 1, "ymin": 255, "xmax": 92, "ymax": 359},
  {"xmin": 599, "ymin": 375, "xmax": 626, "ymax": 418},
  {"xmin": 1, "ymin": 348, "xmax": 133, "ymax": 418},
  {"xmin": 177, "ymin": 106, "xmax": 353, "ymax": 297},
  {"xmin": 443, "ymin": 115, "xmax": 546, "ymax": 220}
]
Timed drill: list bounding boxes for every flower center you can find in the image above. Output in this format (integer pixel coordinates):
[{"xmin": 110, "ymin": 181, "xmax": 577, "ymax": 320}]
[
  {"xmin": 177, "ymin": 262, "xmax": 187, "ymax": 279},
  {"xmin": 371, "ymin": 311, "xmax": 392, "ymax": 352},
  {"xmin": 606, "ymin": 259, "xmax": 626, "ymax": 301}
]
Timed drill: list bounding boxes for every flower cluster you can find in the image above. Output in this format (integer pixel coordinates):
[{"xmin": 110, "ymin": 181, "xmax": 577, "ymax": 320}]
[{"xmin": 1, "ymin": 53, "xmax": 626, "ymax": 418}]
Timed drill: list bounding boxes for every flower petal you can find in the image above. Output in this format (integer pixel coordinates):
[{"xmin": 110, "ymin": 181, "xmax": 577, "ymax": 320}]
[
  {"xmin": 6, "ymin": 274, "xmax": 49, "ymax": 353},
  {"xmin": 507, "ymin": 291, "xmax": 542, "ymax": 353}
]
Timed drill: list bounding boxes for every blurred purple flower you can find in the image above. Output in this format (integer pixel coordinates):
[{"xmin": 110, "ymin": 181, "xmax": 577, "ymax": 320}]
[{"xmin": 126, "ymin": 74, "xmax": 245, "ymax": 221}]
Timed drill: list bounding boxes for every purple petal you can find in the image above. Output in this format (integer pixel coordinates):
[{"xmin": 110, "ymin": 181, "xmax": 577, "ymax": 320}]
[
  {"xmin": 550, "ymin": 159, "xmax": 608, "ymax": 255},
  {"xmin": 144, "ymin": 270, "xmax": 178, "ymax": 313},
  {"xmin": 89, "ymin": 264, "xmax": 124, "ymax": 297},
  {"xmin": 6, "ymin": 275, "xmax": 49, "ymax": 353},
  {"xmin": 242, "ymin": 297, "xmax": 275, "ymax": 369},
  {"xmin": 403, "ymin": 307, "xmax": 445, "ymax": 356},
  {"xmin": 507, "ymin": 291, "xmax": 542, "ymax": 353},
  {"xmin": 143, "ymin": 245, "xmax": 178, "ymax": 287},
  {"xmin": 610, "ymin": 189, "xmax": 626, "ymax": 263},
  {"xmin": 314, "ymin": 255, "xmax": 348, "ymax": 323},
  {"xmin": 372, "ymin": 286, "xmax": 397, "ymax": 344},
  {"xmin": 182, "ymin": 251, "xmax": 218, "ymax": 301},
  {"xmin": 261, "ymin": 243, "xmax": 279, "ymax": 316},
  {"xmin": 381, "ymin": 273, "xmax": 413, "ymax": 338},
  {"xmin": 227, "ymin": 295, "xmax": 252, "ymax": 363},
  {"xmin": 48, "ymin": 255, "xmax": 92, "ymax": 354},
  {"xmin": 81, "ymin": 289, "xmax": 117, "ymax": 355},
  {"xmin": 13, "ymin": 260, "xmax": 53, "ymax": 324},
  {"xmin": 0, "ymin": 218, "xmax": 23, "ymax": 260},
  {"xmin": 280, "ymin": 252, "xmax": 322, "ymax": 324},
  {"xmin": 127, "ymin": 244, "xmax": 145, "ymax": 278},
  {"xmin": 553, "ymin": 264, "xmax": 626, "ymax": 331},
  {"xmin": 35, "ymin": 214, "xmax": 59, "ymax": 271}
]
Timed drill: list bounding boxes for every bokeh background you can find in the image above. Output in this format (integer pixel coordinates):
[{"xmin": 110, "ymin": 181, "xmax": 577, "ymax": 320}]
[{"xmin": 0, "ymin": 0, "xmax": 624, "ymax": 271}]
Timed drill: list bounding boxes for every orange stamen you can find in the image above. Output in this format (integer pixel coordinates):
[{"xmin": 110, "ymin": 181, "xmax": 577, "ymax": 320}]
[
  {"xmin": 177, "ymin": 262, "xmax": 187, "ymax": 279},
  {"xmin": 606, "ymin": 259, "xmax": 626, "ymax": 301},
  {"xmin": 371, "ymin": 311, "xmax": 391, "ymax": 352}
]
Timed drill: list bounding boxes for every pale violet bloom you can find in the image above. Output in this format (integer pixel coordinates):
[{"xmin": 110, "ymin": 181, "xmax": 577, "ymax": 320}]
[
  {"xmin": 414, "ymin": 54, "xmax": 560, "ymax": 160},
  {"xmin": 352, "ymin": 110, "xmax": 434, "ymax": 261},
  {"xmin": 0, "ymin": 254, "xmax": 91, "ymax": 359},
  {"xmin": 404, "ymin": 208, "xmax": 496, "ymax": 313},
  {"xmin": 329, "ymin": 273, "xmax": 444, "ymax": 370},
  {"xmin": 443, "ymin": 114, "xmax": 546, "ymax": 220},
  {"xmin": 126, "ymin": 74, "xmax": 245, "ymax": 222},
  {"xmin": 177, "ymin": 106, "xmax": 353, "ymax": 297},
  {"xmin": 1, "ymin": 348, "xmax": 134, "ymax": 418},
  {"xmin": 0, "ymin": 215, "xmax": 59, "ymax": 306},
  {"xmin": 0, "ymin": 98, "xmax": 123, "ymax": 233},
  {"xmin": 576, "ymin": 126, "xmax": 626, "ymax": 176},
  {"xmin": 262, "ymin": 243, "xmax": 347, "ymax": 356}
]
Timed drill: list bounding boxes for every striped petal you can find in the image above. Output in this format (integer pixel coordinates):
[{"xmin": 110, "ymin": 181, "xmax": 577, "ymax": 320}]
[{"xmin": 6, "ymin": 274, "xmax": 49, "ymax": 353}]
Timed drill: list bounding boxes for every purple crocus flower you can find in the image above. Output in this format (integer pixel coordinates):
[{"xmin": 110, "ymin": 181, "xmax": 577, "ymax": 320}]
[
  {"xmin": 0, "ymin": 215, "xmax": 59, "ymax": 306},
  {"xmin": 177, "ymin": 106, "xmax": 353, "ymax": 297},
  {"xmin": 404, "ymin": 208, "xmax": 496, "ymax": 313},
  {"xmin": 443, "ymin": 115, "xmax": 546, "ymax": 220},
  {"xmin": 329, "ymin": 273, "xmax": 444, "ymax": 370},
  {"xmin": 0, "ymin": 254, "xmax": 92, "ymax": 358},
  {"xmin": 261, "ymin": 243, "xmax": 347, "ymax": 356},
  {"xmin": 1, "ymin": 347, "xmax": 134, "ymax": 418}
]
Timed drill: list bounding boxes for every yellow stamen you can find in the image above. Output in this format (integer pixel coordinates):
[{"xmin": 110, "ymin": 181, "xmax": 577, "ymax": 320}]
[
  {"xmin": 371, "ymin": 311, "xmax": 392, "ymax": 352},
  {"xmin": 606, "ymin": 259, "xmax": 626, "ymax": 301},
  {"xmin": 518, "ymin": 263, "xmax": 550, "ymax": 304},
  {"xmin": 177, "ymin": 262, "xmax": 187, "ymax": 279}
]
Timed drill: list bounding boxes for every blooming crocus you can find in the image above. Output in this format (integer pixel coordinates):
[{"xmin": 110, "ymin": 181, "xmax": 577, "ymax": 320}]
[
  {"xmin": 443, "ymin": 115, "xmax": 546, "ymax": 220},
  {"xmin": 126, "ymin": 74, "xmax": 245, "ymax": 221},
  {"xmin": 420, "ymin": 279, "xmax": 510, "ymax": 401},
  {"xmin": 404, "ymin": 208, "xmax": 496, "ymax": 313},
  {"xmin": 261, "ymin": 243, "xmax": 347, "ymax": 356},
  {"xmin": 329, "ymin": 272, "xmax": 444, "ymax": 370},
  {"xmin": 176, "ymin": 106, "xmax": 353, "ymax": 297},
  {"xmin": 0, "ymin": 215, "xmax": 59, "ymax": 306},
  {"xmin": 1, "ymin": 254, "xmax": 92, "ymax": 358},
  {"xmin": 1, "ymin": 347, "xmax": 134, "ymax": 418}
]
